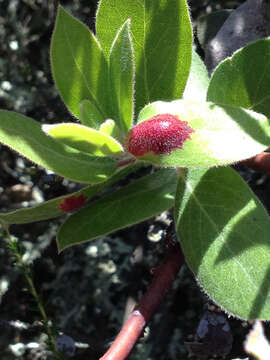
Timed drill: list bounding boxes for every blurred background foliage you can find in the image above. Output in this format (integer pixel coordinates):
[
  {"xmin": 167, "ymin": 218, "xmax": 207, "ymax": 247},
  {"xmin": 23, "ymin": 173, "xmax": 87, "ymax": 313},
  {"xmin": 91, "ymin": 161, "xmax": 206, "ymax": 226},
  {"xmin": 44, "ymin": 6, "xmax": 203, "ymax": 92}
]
[{"xmin": 0, "ymin": 0, "xmax": 265, "ymax": 359}]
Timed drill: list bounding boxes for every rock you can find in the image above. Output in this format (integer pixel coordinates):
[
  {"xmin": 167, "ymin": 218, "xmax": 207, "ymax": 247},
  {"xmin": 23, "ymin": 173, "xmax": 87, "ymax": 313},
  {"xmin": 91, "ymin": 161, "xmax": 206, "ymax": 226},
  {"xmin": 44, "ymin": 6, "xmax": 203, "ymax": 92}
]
[{"xmin": 205, "ymin": 0, "xmax": 270, "ymax": 72}]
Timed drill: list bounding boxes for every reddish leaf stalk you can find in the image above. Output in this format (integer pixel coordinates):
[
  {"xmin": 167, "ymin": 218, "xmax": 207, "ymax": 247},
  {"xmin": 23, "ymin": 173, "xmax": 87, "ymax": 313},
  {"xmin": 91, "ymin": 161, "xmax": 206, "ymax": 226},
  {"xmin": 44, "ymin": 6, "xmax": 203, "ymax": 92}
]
[
  {"xmin": 240, "ymin": 152, "xmax": 270, "ymax": 174},
  {"xmin": 99, "ymin": 241, "xmax": 184, "ymax": 360},
  {"xmin": 100, "ymin": 151, "xmax": 270, "ymax": 360},
  {"xmin": 116, "ymin": 157, "xmax": 136, "ymax": 168}
]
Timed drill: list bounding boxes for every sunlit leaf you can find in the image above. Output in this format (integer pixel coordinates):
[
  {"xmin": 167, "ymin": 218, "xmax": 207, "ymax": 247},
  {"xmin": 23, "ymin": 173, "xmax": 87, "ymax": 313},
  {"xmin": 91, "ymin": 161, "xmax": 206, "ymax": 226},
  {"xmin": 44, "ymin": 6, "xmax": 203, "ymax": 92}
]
[
  {"xmin": 109, "ymin": 19, "xmax": 134, "ymax": 134},
  {"xmin": 0, "ymin": 111, "xmax": 117, "ymax": 183},
  {"xmin": 79, "ymin": 99, "xmax": 104, "ymax": 129},
  {"xmin": 183, "ymin": 49, "xmax": 209, "ymax": 101},
  {"xmin": 42, "ymin": 123, "xmax": 123, "ymax": 156},
  {"xmin": 96, "ymin": 0, "xmax": 192, "ymax": 114},
  {"xmin": 175, "ymin": 166, "xmax": 270, "ymax": 319},
  {"xmin": 51, "ymin": 6, "xmax": 110, "ymax": 119},
  {"xmin": 207, "ymin": 38, "xmax": 270, "ymax": 118}
]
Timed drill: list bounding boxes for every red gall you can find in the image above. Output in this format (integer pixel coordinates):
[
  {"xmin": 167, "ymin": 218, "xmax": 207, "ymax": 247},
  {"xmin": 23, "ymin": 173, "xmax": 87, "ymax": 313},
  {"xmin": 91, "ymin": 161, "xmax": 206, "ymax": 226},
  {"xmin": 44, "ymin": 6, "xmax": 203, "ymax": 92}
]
[
  {"xmin": 59, "ymin": 194, "xmax": 87, "ymax": 212},
  {"xmin": 126, "ymin": 114, "xmax": 194, "ymax": 157}
]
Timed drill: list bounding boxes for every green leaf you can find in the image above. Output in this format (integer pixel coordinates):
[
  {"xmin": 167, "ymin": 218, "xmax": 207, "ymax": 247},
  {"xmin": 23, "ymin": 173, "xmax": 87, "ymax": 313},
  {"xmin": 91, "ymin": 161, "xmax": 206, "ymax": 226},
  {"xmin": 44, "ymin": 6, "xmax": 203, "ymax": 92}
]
[
  {"xmin": 96, "ymin": 0, "xmax": 192, "ymax": 114},
  {"xmin": 42, "ymin": 123, "xmax": 124, "ymax": 156},
  {"xmin": 57, "ymin": 168, "xmax": 177, "ymax": 251},
  {"xmin": 0, "ymin": 188, "xmax": 86, "ymax": 225},
  {"xmin": 0, "ymin": 111, "xmax": 117, "ymax": 183},
  {"xmin": 135, "ymin": 99, "xmax": 270, "ymax": 167},
  {"xmin": 0, "ymin": 163, "xmax": 140, "ymax": 224},
  {"xmin": 51, "ymin": 6, "xmax": 110, "ymax": 119},
  {"xmin": 174, "ymin": 166, "xmax": 270, "ymax": 319},
  {"xmin": 183, "ymin": 49, "xmax": 210, "ymax": 101},
  {"xmin": 99, "ymin": 119, "xmax": 123, "ymax": 142},
  {"xmin": 109, "ymin": 19, "xmax": 134, "ymax": 135},
  {"xmin": 207, "ymin": 38, "xmax": 270, "ymax": 118},
  {"xmin": 79, "ymin": 99, "xmax": 104, "ymax": 129}
]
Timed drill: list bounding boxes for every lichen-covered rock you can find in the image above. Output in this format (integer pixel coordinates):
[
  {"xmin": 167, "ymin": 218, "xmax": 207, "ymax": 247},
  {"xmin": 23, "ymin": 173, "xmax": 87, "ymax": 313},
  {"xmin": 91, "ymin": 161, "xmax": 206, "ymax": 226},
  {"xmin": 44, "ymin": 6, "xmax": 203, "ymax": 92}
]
[{"xmin": 205, "ymin": 0, "xmax": 270, "ymax": 72}]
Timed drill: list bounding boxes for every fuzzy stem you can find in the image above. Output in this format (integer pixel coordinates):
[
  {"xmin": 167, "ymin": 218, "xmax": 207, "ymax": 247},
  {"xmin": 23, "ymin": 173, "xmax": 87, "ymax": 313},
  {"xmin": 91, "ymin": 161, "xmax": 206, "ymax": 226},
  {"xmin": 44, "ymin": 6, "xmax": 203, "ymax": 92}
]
[{"xmin": 99, "ymin": 240, "xmax": 184, "ymax": 360}]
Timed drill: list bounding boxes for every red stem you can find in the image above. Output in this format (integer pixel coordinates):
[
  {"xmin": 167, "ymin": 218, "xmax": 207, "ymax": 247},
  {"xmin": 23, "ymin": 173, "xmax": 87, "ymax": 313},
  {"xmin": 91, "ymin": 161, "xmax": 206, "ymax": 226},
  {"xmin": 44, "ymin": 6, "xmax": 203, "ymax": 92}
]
[
  {"xmin": 240, "ymin": 152, "xmax": 270, "ymax": 173},
  {"xmin": 116, "ymin": 157, "xmax": 136, "ymax": 168},
  {"xmin": 99, "ymin": 241, "xmax": 184, "ymax": 360},
  {"xmin": 99, "ymin": 151, "xmax": 270, "ymax": 360}
]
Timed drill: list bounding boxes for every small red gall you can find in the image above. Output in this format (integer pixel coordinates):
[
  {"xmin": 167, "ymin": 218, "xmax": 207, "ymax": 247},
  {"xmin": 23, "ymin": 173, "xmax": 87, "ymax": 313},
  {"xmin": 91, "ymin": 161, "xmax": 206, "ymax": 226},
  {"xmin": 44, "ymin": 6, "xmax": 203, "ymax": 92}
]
[
  {"xmin": 59, "ymin": 194, "xmax": 87, "ymax": 212},
  {"xmin": 126, "ymin": 114, "xmax": 194, "ymax": 157}
]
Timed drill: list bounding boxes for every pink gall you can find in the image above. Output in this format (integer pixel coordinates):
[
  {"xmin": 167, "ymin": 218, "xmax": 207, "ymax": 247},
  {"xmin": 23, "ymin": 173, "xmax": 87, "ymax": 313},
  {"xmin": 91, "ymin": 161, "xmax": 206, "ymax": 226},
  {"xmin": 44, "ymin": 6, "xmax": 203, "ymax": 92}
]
[
  {"xmin": 59, "ymin": 194, "xmax": 87, "ymax": 212},
  {"xmin": 126, "ymin": 114, "xmax": 194, "ymax": 157}
]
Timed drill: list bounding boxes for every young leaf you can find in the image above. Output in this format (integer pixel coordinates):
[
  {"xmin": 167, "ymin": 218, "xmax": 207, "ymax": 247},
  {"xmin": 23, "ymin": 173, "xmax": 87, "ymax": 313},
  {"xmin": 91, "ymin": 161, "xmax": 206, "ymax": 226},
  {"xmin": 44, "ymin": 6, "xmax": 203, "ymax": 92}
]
[
  {"xmin": 57, "ymin": 168, "xmax": 178, "ymax": 251},
  {"xmin": 174, "ymin": 166, "xmax": 270, "ymax": 319},
  {"xmin": 96, "ymin": 0, "xmax": 192, "ymax": 114},
  {"xmin": 183, "ymin": 49, "xmax": 210, "ymax": 101},
  {"xmin": 109, "ymin": 19, "xmax": 134, "ymax": 135},
  {"xmin": 42, "ymin": 123, "xmax": 124, "ymax": 157},
  {"xmin": 79, "ymin": 99, "xmax": 104, "ymax": 129},
  {"xmin": 207, "ymin": 38, "xmax": 270, "ymax": 118},
  {"xmin": 51, "ymin": 6, "xmax": 110, "ymax": 119},
  {"xmin": 0, "ymin": 163, "xmax": 139, "ymax": 224},
  {"xmin": 99, "ymin": 119, "xmax": 123, "ymax": 142},
  {"xmin": 0, "ymin": 111, "xmax": 117, "ymax": 183},
  {"xmin": 132, "ymin": 100, "xmax": 270, "ymax": 167}
]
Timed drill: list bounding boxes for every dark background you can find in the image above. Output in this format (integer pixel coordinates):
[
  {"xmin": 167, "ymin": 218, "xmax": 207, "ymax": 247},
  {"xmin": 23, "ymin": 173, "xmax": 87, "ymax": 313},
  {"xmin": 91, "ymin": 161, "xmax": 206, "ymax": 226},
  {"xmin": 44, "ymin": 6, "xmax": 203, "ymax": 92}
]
[{"xmin": 1, "ymin": 1, "xmax": 269, "ymax": 359}]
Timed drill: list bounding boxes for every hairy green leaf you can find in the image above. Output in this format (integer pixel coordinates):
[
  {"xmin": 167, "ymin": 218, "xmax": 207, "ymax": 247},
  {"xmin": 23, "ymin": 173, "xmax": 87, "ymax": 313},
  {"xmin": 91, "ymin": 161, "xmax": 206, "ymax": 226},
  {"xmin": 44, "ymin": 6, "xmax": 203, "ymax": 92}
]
[
  {"xmin": 0, "ymin": 164, "xmax": 140, "ymax": 224},
  {"xmin": 96, "ymin": 0, "xmax": 192, "ymax": 114},
  {"xmin": 42, "ymin": 123, "xmax": 124, "ymax": 156},
  {"xmin": 183, "ymin": 49, "xmax": 210, "ymax": 101},
  {"xmin": 79, "ymin": 99, "xmax": 104, "ymax": 129},
  {"xmin": 109, "ymin": 19, "xmax": 134, "ymax": 135},
  {"xmin": 175, "ymin": 167, "xmax": 270, "ymax": 319},
  {"xmin": 99, "ymin": 119, "xmax": 122, "ymax": 141},
  {"xmin": 0, "ymin": 111, "xmax": 117, "ymax": 183},
  {"xmin": 51, "ymin": 6, "xmax": 110, "ymax": 119},
  {"xmin": 57, "ymin": 168, "xmax": 177, "ymax": 251},
  {"xmin": 0, "ymin": 189, "xmax": 86, "ymax": 225},
  {"xmin": 207, "ymin": 38, "xmax": 270, "ymax": 118}
]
